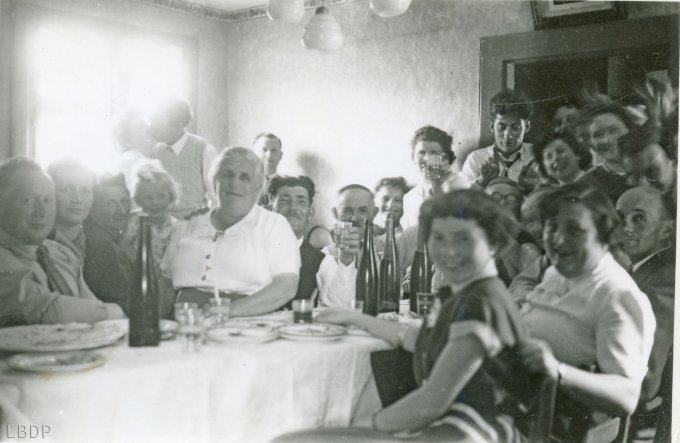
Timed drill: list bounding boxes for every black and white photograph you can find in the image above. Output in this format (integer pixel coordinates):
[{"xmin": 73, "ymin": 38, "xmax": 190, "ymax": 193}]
[{"xmin": 0, "ymin": 0, "xmax": 677, "ymax": 442}]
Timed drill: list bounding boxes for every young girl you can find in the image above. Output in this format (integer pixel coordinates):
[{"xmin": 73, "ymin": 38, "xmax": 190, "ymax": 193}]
[
  {"xmin": 274, "ymin": 190, "xmax": 532, "ymax": 442},
  {"xmin": 119, "ymin": 160, "xmax": 180, "ymax": 267}
]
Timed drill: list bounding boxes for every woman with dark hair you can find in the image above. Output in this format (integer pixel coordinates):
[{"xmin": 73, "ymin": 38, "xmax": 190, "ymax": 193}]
[
  {"xmin": 578, "ymin": 100, "xmax": 637, "ymax": 202},
  {"xmin": 401, "ymin": 126, "xmax": 467, "ymax": 230},
  {"xmin": 532, "ymin": 132, "xmax": 592, "ymax": 186},
  {"xmin": 520, "ymin": 183, "xmax": 656, "ymax": 440},
  {"xmin": 274, "ymin": 190, "xmax": 532, "ymax": 443}
]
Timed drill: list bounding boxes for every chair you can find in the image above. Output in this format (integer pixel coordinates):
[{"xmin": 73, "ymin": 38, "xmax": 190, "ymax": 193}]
[{"xmin": 528, "ymin": 374, "xmax": 630, "ymax": 443}]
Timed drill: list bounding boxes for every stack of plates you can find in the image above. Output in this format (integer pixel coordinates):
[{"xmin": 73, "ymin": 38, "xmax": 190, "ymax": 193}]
[
  {"xmin": 279, "ymin": 323, "xmax": 347, "ymax": 341},
  {"xmin": 8, "ymin": 351, "xmax": 106, "ymax": 373}
]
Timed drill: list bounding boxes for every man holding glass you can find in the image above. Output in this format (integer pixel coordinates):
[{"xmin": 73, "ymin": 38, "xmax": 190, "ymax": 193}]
[
  {"xmin": 160, "ymin": 147, "xmax": 300, "ymax": 317},
  {"xmin": 317, "ymin": 184, "xmax": 384, "ymax": 308},
  {"xmin": 401, "ymin": 126, "xmax": 467, "ymax": 230}
]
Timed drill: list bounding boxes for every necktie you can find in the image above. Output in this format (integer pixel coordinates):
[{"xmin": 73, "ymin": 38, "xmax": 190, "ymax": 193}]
[
  {"xmin": 494, "ymin": 148, "xmax": 521, "ymax": 178},
  {"xmin": 36, "ymin": 245, "xmax": 74, "ymax": 296}
]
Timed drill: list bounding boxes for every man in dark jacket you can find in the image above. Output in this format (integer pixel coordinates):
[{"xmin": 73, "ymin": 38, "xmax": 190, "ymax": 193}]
[
  {"xmin": 268, "ymin": 175, "xmax": 324, "ymax": 308},
  {"xmin": 616, "ymin": 186, "xmax": 675, "ymax": 440}
]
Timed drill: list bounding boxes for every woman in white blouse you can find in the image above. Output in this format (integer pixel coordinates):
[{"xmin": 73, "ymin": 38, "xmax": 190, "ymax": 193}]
[{"xmin": 520, "ymin": 183, "xmax": 656, "ymax": 439}]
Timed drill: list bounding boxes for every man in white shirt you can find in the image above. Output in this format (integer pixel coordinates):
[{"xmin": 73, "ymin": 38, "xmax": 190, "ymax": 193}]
[
  {"xmin": 148, "ymin": 98, "xmax": 218, "ymax": 219},
  {"xmin": 462, "ymin": 89, "xmax": 537, "ymax": 191},
  {"xmin": 318, "ymin": 184, "xmax": 384, "ymax": 307},
  {"xmin": 160, "ymin": 147, "xmax": 300, "ymax": 317}
]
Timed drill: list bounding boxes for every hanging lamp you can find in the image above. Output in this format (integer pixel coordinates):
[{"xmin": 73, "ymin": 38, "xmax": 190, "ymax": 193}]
[
  {"xmin": 301, "ymin": 6, "xmax": 343, "ymax": 52},
  {"xmin": 266, "ymin": 0, "xmax": 305, "ymax": 23},
  {"xmin": 369, "ymin": 0, "xmax": 412, "ymax": 18}
]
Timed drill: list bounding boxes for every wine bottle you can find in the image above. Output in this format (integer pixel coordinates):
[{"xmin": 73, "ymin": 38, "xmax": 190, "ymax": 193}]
[
  {"xmin": 356, "ymin": 219, "xmax": 379, "ymax": 316},
  {"xmin": 129, "ymin": 215, "xmax": 160, "ymax": 347},
  {"xmin": 379, "ymin": 213, "xmax": 401, "ymax": 313},
  {"xmin": 409, "ymin": 223, "xmax": 432, "ymax": 313}
]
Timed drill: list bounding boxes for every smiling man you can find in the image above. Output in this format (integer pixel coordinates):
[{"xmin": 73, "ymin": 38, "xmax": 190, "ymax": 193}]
[
  {"xmin": 462, "ymin": 89, "xmax": 536, "ymax": 189},
  {"xmin": 0, "ymin": 157, "xmax": 124, "ymax": 326},
  {"xmin": 161, "ymin": 147, "xmax": 300, "ymax": 317},
  {"xmin": 616, "ymin": 186, "xmax": 675, "ymax": 409},
  {"xmin": 268, "ymin": 175, "xmax": 324, "ymax": 307}
]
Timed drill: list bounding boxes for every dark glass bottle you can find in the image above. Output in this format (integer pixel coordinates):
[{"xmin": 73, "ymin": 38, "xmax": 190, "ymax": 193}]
[
  {"xmin": 356, "ymin": 219, "xmax": 379, "ymax": 316},
  {"xmin": 129, "ymin": 216, "xmax": 160, "ymax": 347},
  {"xmin": 379, "ymin": 213, "xmax": 401, "ymax": 313},
  {"xmin": 409, "ymin": 224, "xmax": 433, "ymax": 313}
]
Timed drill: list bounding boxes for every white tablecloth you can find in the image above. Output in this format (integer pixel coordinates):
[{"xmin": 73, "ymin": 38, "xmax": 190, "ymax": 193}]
[{"xmin": 0, "ymin": 321, "xmax": 390, "ymax": 443}]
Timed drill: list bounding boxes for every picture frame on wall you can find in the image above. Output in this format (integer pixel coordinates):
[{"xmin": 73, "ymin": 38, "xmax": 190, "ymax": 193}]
[{"xmin": 530, "ymin": 1, "xmax": 627, "ymax": 30}]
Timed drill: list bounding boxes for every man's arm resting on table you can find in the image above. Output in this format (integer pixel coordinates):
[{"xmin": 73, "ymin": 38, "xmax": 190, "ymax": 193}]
[{"xmin": 230, "ymin": 273, "xmax": 298, "ymax": 317}]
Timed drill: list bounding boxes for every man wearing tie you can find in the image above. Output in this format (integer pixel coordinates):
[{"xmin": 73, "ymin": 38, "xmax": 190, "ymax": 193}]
[
  {"xmin": 462, "ymin": 89, "xmax": 537, "ymax": 190},
  {"xmin": 148, "ymin": 98, "xmax": 218, "ymax": 219}
]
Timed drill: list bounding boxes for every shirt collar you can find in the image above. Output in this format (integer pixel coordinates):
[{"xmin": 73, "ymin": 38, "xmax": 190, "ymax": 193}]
[
  {"xmin": 0, "ymin": 227, "xmax": 39, "ymax": 261},
  {"xmin": 297, "ymin": 236, "xmax": 304, "ymax": 247},
  {"xmin": 632, "ymin": 244, "xmax": 672, "ymax": 273},
  {"xmin": 449, "ymin": 258, "xmax": 498, "ymax": 294},
  {"xmin": 168, "ymin": 132, "xmax": 189, "ymax": 155},
  {"xmin": 210, "ymin": 204, "xmax": 261, "ymax": 234}
]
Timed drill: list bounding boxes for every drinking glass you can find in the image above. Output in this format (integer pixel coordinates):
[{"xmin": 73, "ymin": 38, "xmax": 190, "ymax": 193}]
[
  {"xmin": 292, "ymin": 299, "xmax": 314, "ymax": 324},
  {"xmin": 424, "ymin": 153, "xmax": 444, "ymax": 180},
  {"xmin": 175, "ymin": 304, "xmax": 205, "ymax": 352},
  {"xmin": 416, "ymin": 292, "xmax": 435, "ymax": 316},
  {"xmin": 333, "ymin": 221, "xmax": 353, "ymax": 250},
  {"xmin": 208, "ymin": 298, "xmax": 231, "ymax": 328}
]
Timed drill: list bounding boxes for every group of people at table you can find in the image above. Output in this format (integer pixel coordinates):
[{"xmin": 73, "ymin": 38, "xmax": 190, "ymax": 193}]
[{"xmin": 0, "ymin": 81, "xmax": 676, "ymax": 442}]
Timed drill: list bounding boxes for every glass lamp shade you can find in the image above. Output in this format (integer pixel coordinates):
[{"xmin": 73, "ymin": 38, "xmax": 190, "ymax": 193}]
[
  {"xmin": 266, "ymin": 0, "xmax": 305, "ymax": 23},
  {"xmin": 369, "ymin": 0, "xmax": 413, "ymax": 18},
  {"xmin": 302, "ymin": 7, "xmax": 343, "ymax": 52}
]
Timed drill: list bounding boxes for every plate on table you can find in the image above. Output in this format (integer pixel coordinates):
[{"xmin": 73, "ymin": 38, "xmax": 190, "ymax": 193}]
[
  {"xmin": 226, "ymin": 318, "xmax": 288, "ymax": 329},
  {"xmin": 97, "ymin": 319, "xmax": 179, "ymax": 340},
  {"xmin": 8, "ymin": 351, "xmax": 106, "ymax": 373},
  {"xmin": 279, "ymin": 323, "xmax": 347, "ymax": 341},
  {"xmin": 207, "ymin": 320, "xmax": 280, "ymax": 343},
  {"xmin": 0, "ymin": 323, "xmax": 126, "ymax": 353}
]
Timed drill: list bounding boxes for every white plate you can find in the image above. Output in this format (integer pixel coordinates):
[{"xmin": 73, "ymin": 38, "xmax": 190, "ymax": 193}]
[
  {"xmin": 0, "ymin": 323, "xmax": 126, "ymax": 353},
  {"xmin": 207, "ymin": 327, "xmax": 278, "ymax": 343},
  {"xmin": 225, "ymin": 318, "xmax": 287, "ymax": 329},
  {"xmin": 97, "ymin": 319, "xmax": 179, "ymax": 340},
  {"xmin": 8, "ymin": 351, "xmax": 106, "ymax": 373},
  {"xmin": 279, "ymin": 323, "xmax": 347, "ymax": 341}
]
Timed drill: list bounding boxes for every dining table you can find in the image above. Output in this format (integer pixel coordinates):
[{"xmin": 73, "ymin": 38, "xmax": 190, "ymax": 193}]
[{"xmin": 0, "ymin": 311, "xmax": 396, "ymax": 443}]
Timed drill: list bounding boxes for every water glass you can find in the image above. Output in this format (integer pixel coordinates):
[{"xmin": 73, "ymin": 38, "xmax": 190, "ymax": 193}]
[
  {"xmin": 333, "ymin": 221, "xmax": 353, "ymax": 250},
  {"xmin": 292, "ymin": 299, "xmax": 313, "ymax": 324},
  {"xmin": 416, "ymin": 292, "xmax": 435, "ymax": 316},
  {"xmin": 175, "ymin": 304, "xmax": 205, "ymax": 352},
  {"xmin": 208, "ymin": 298, "xmax": 231, "ymax": 328},
  {"xmin": 424, "ymin": 153, "xmax": 444, "ymax": 180}
]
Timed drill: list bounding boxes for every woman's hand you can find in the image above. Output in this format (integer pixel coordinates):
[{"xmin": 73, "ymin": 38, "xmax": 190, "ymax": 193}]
[
  {"xmin": 518, "ymin": 164, "xmax": 540, "ymax": 194},
  {"xmin": 315, "ymin": 308, "xmax": 362, "ymax": 326},
  {"xmin": 519, "ymin": 338, "xmax": 560, "ymax": 381}
]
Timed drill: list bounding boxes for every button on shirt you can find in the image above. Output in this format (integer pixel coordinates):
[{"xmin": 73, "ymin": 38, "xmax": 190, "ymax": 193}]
[{"xmin": 160, "ymin": 205, "xmax": 300, "ymax": 295}]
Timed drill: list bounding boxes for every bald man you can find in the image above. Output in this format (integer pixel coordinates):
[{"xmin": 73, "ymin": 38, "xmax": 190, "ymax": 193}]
[
  {"xmin": 317, "ymin": 184, "xmax": 384, "ymax": 307},
  {"xmin": 616, "ymin": 186, "xmax": 675, "ymax": 407},
  {"xmin": 160, "ymin": 147, "xmax": 300, "ymax": 317}
]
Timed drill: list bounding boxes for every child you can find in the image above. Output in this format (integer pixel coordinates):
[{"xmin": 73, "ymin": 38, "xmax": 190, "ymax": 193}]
[{"xmin": 120, "ymin": 160, "xmax": 180, "ymax": 267}]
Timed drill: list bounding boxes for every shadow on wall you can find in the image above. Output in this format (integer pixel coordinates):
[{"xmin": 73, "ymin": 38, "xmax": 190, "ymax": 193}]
[{"xmin": 296, "ymin": 150, "xmax": 336, "ymax": 231}]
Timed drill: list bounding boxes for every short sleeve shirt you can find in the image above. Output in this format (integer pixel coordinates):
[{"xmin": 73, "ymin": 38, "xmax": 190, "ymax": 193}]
[
  {"xmin": 160, "ymin": 205, "xmax": 300, "ymax": 295},
  {"xmin": 522, "ymin": 252, "xmax": 656, "ymax": 382}
]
